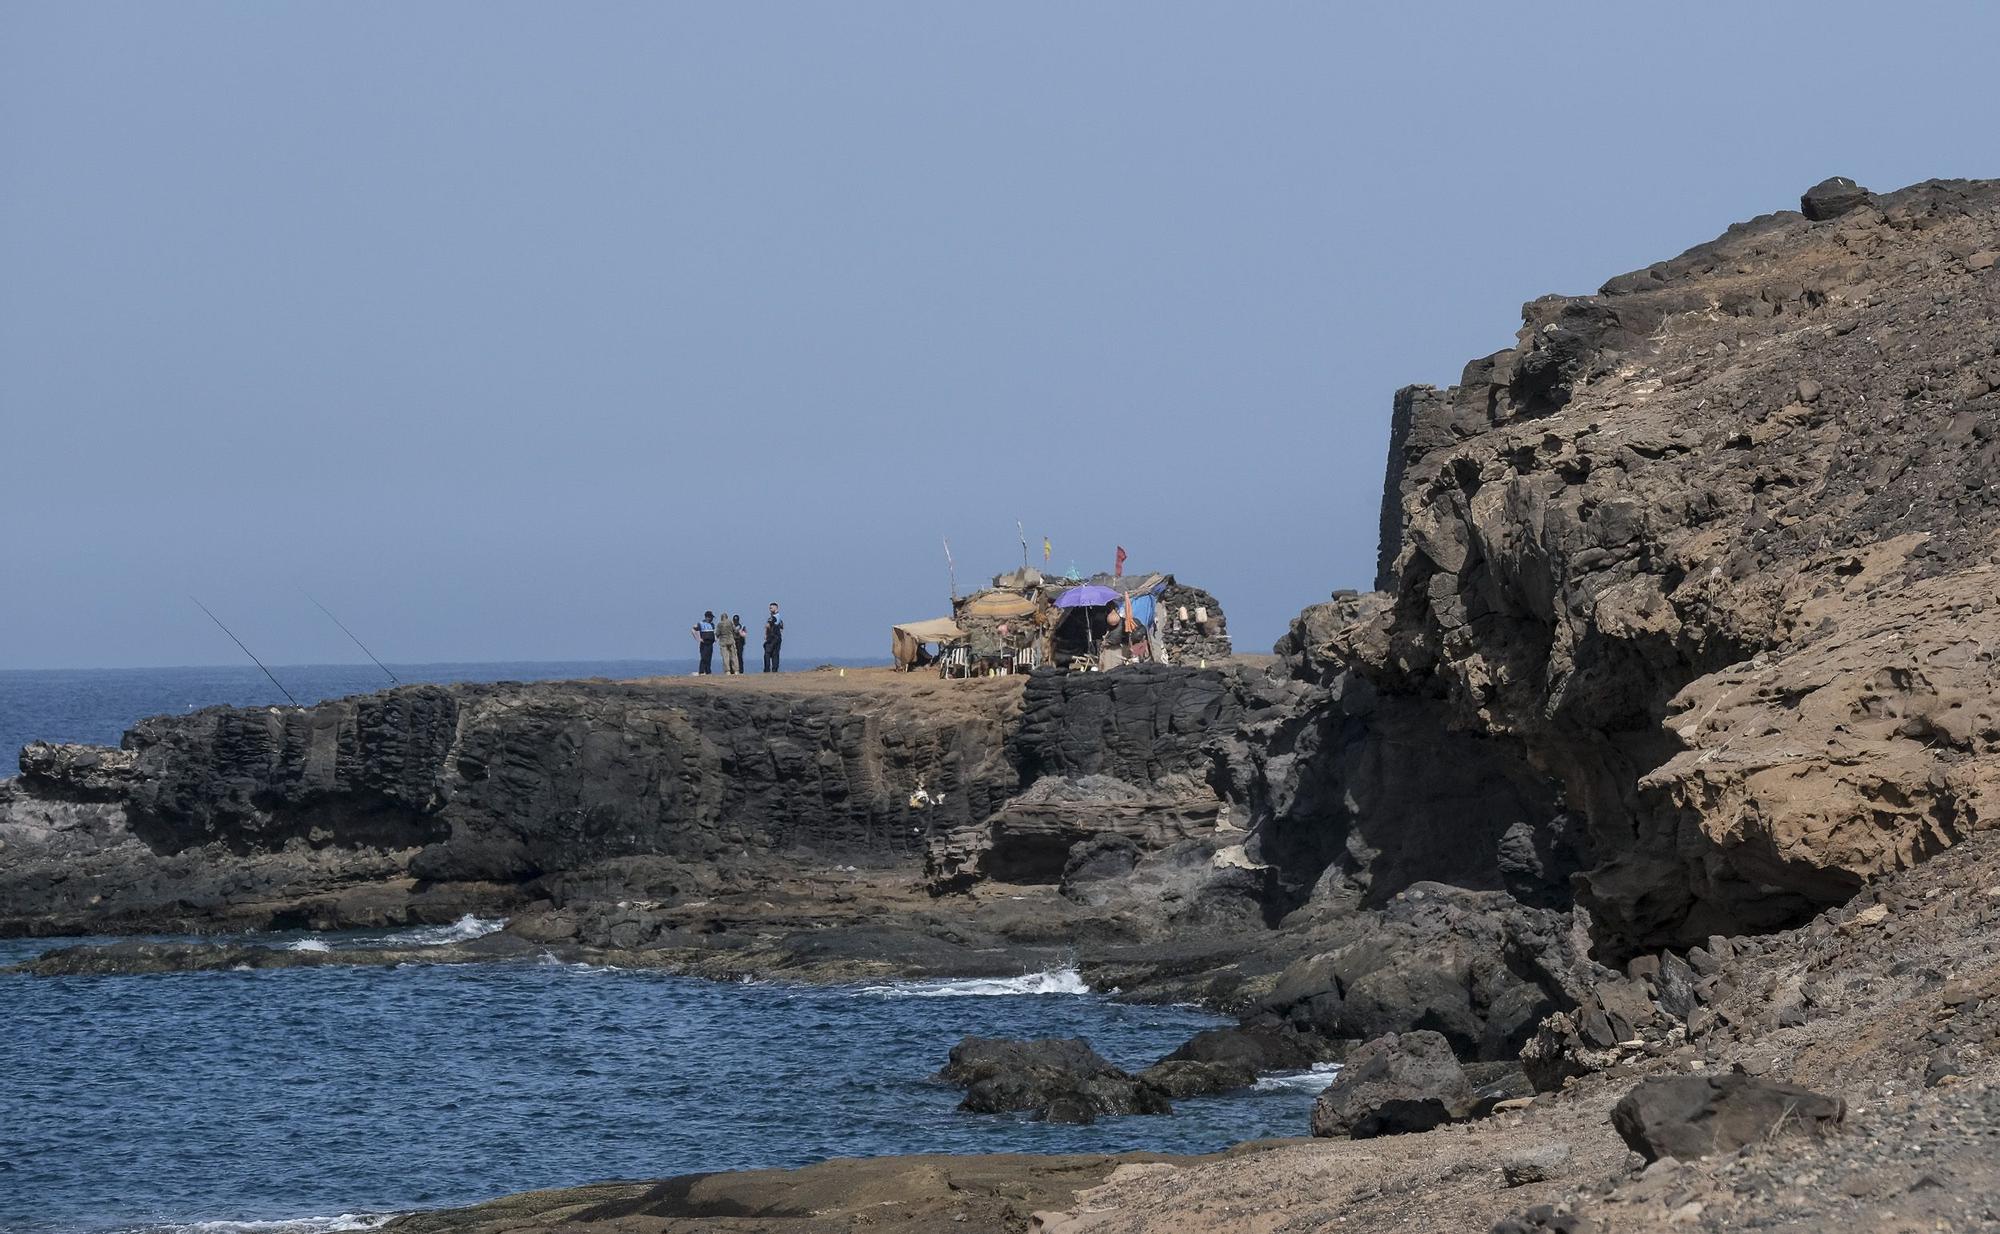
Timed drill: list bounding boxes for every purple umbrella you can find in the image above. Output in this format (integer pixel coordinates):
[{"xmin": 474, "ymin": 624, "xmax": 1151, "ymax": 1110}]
[{"xmin": 1055, "ymin": 584, "xmax": 1122, "ymax": 608}]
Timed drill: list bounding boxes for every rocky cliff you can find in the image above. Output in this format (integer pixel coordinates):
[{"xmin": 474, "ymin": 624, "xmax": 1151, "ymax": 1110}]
[
  {"xmin": 1302, "ymin": 175, "xmax": 2000, "ymax": 957},
  {"xmin": 0, "ymin": 674, "xmax": 1022, "ymax": 935}
]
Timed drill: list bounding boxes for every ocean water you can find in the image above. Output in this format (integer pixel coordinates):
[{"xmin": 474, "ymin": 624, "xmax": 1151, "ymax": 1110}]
[
  {"xmin": 0, "ymin": 934, "xmax": 1340, "ymax": 1234},
  {"xmin": 0, "ymin": 659, "xmax": 880, "ymax": 768},
  {"xmin": 0, "ymin": 666, "xmax": 1332, "ymax": 1233}
]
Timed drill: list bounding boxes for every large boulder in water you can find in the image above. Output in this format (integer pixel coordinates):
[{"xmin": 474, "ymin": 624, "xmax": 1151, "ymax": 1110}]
[
  {"xmin": 1310, "ymin": 1030, "xmax": 1473, "ymax": 1139},
  {"xmin": 1159, "ymin": 1021, "xmax": 1341, "ymax": 1072},
  {"xmin": 938, "ymin": 1036, "xmax": 1171, "ymax": 1123}
]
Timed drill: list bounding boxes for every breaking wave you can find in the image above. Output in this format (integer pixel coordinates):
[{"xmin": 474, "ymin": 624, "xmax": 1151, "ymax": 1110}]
[
  {"xmin": 384, "ymin": 915, "xmax": 506, "ymax": 946},
  {"xmin": 130, "ymin": 1214, "xmax": 397, "ymax": 1234},
  {"xmin": 859, "ymin": 967, "xmax": 1091, "ymax": 997},
  {"xmin": 283, "ymin": 938, "xmax": 332, "ymax": 953},
  {"xmin": 1252, "ymin": 1062, "xmax": 1342, "ymax": 1093}
]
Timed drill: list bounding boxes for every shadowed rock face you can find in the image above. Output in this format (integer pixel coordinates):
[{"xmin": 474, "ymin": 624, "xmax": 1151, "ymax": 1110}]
[
  {"xmin": 0, "ymin": 676, "xmax": 1025, "ymax": 935},
  {"xmin": 1311, "ymin": 176, "xmax": 2000, "ymax": 955}
]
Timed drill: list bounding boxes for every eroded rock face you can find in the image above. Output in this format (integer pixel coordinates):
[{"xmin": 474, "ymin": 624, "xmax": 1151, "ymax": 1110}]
[
  {"xmin": 1314, "ymin": 176, "xmax": 2000, "ymax": 954},
  {"xmin": 0, "ymin": 676, "xmax": 1024, "ymax": 934}
]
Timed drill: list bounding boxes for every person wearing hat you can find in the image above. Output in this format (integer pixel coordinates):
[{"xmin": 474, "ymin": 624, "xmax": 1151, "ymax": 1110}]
[{"xmin": 692, "ymin": 611, "xmax": 717, "ymax": 675}]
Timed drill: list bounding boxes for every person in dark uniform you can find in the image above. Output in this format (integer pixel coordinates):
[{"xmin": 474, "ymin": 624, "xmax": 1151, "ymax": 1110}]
[
  {"xmin": 762, "ymin": 602, "xmax": 784, "ymax": 673},
  {"xmin": 693, "ymin": 611, "xmax": 717, "ymax": 674},
  {"xmin": 732, "ymin": 614, "xmax": 750, "ymax": 672}
]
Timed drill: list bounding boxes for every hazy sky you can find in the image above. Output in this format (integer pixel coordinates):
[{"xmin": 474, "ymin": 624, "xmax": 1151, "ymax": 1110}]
[{"xmin": 5, "ymin": 3, "xmax": 1997, "ymax": 669}]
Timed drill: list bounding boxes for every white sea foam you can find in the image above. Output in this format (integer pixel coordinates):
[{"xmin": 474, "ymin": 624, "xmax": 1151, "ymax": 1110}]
[
  {"xmin": 385, "ymin": 914, "xmax": 507, "ymax": 946},
  {"xmin": 283, "ymin": 938, "xmax": 332, "ymax": 953},
  {"xmin": 1252, "ymin": 1061, "xmax": 1342, "ymax": 1093},
  {"xmin": 135, "ymin": 1213, "xmax": 397, "ymax": 1233},
  {"xmin": 860, "ymin": 967, "xmax": 1091, "ymax": 997}
]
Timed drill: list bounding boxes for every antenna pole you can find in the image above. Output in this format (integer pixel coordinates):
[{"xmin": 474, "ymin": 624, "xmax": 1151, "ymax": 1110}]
[
  {"xmin": 190, "ymin": 597, "xmax": 299, "ymax": 706},
  {"xmin": 943, "ymin": 536, "xmax": 959, "ymax": 600},
  {"xmin": 306, "ymin": 593, "xmax": 401, "ymax": 684},
  {"xmin": 1017, "ymin": 520, "xmax": 1028, "ymax": 569}
]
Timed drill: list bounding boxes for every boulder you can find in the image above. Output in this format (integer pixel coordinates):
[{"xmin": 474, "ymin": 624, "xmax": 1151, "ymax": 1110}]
[
  {"xmin": 1309, "ymin": 1030, "xmax": 1473, "ymax": 1139},
  {"xmin": 1610, "ymin": 1073, "xmax": 1844, "ymax": 1162},
  {"xmin": 1500, "ymin": 1141, "xmax": 1571, "ymax": 1186},
  {"xmin": 1799, "ymin": 175, "xmax": 1875, "ymax": 221},
  {"xmin": 1159, "ymin": 1022, "xmax": 1339, "ymax": 1073},
  {"xmin": 938, "ymin": 1037, "xmax": 1171, "ymax": 1120},
  {"xmin": 1265, "ymin": 886, "xmax": 1592, "ymax": 1060},
  {"xmin": 1134, "ymin": 1060, "xmax": 1255, "ymax": 1098}
]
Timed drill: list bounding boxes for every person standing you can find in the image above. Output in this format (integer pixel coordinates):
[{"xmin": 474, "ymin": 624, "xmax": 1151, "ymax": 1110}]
[
  {"xmin": 715, "ymin": 605, "xmax": 739, "ymax": 675},
  {"xmin": 763, "ymin": 602, "xmax": 784, "ymax": 673},
  {"xmin": 732, "ymin": 614, "xmax": 750, "ymax": 673},
  {"xmin": 692, "ymin": 611, "xmax": 717, "ymax": 675}
]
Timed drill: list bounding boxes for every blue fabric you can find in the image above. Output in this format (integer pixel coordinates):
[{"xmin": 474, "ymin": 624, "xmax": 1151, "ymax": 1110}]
[{"xmin": 1130, "ymin": 594, "xmax": 1155, "ymax": 627}]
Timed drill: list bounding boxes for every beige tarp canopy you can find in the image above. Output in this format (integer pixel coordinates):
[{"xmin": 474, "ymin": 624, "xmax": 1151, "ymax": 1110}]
[
  {"xmin": 892, "ymin": 617, "xmax": 965, "ymax": 668},
  {"xmin": 958, "ymin": 591, "xmax": 1040, "ymax": 619}
]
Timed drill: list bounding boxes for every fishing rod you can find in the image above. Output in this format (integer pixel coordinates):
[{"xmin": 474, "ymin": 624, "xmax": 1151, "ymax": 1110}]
[
  {"xmin": 305, "ymin": 593, "xmax": 400, "ymax": 685},
  {"xmin": 189, "ymin": 596, "xmax": 299, "ymax": 705}
]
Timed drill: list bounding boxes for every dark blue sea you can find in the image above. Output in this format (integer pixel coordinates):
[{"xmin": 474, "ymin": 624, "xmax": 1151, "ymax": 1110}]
[{"xmin": 0, "ymin": 665, "xmax": 1330, "ymax": 1234}]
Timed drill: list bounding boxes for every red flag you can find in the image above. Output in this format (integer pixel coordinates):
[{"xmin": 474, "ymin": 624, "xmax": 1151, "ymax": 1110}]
[{"xmin": 1114, "ymin": 545, "xmax": 1126, "ymax": 577}]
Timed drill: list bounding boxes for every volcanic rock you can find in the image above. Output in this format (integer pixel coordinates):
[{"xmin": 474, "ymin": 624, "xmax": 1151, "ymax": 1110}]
[
  {"xmin": 1309, "ymin": 1030, "xmax": 1473, "ymax": 1139},
  {"xmin": 1316, "ymin": 175, "xmax": 2000, "ymax": 957},
  {"xmin": 939, "ymin": 1036, "xmax": 1171, "ymax": 1120},
  {"xmin": 1610, "ymin": 1073, "xmax": 1844, "ymax": 1161},
  {"xmin": 1800, "ymin": 175, "xmax": 1875, "ymax": 220}
]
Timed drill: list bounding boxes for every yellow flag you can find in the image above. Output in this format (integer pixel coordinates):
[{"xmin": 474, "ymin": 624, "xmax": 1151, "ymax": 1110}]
[{"xmin": 1042, "ymin": 537, "xmax": 1052, "ymax": 562}]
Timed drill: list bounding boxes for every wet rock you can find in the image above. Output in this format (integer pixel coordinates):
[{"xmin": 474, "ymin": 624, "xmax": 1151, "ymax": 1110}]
[
  {"xmin": 1134, "ymin": 1060, "xmax": 1255, "ymax": 1098},
  {"xmin": 1159, "ymin": 1022, "xmax": 1339, "ymax": 1073},
  {"xmin": 1611, "ymin": 1073, "xmax": 1844, "ymax": 1162},
  {"xmin": 938, "ymin": 1037, "xmax": 1171, "ymax": 1120},
  {"xmin": 1309, "ymin": 1030, "xmax": 1473, "ymax": 1139}
]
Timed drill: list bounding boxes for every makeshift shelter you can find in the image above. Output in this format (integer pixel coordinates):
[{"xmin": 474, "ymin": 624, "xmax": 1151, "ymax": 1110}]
[
  {"xmin": 891, "ymin": 617, "xmax": 964, "ymax": 670},
  {"xmin": 900, "ymin": 556, "xmax": 1230, "ymax": 677}
]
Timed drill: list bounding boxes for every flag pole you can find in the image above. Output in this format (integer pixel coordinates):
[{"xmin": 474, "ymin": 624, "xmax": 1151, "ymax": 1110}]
[{"xmin": 943, "ymin": 536, "xmax": 958, "ymax": 601}]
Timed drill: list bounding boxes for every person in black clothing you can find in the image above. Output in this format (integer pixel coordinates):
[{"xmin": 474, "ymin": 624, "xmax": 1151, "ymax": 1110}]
[
  {"xmin": 763, "ymin": 602, "xmax": 783, "ymax": 673},
  {"xmin": 693, "ymin": 611, "xmax": 717, "ymax": 675}
]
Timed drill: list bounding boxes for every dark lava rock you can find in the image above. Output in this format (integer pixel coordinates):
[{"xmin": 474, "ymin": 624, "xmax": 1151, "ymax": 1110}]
[
  {"xmin": 1160, "ymin": 1022, "xmax": 1340, "ymax": 1073},
  {"xmin": 1309, "ymin": 1030, "xmax": 1472, "ymax": 1139},
  {"xmin": 1135, "ymin": 1059, "xmax": 1256, "ymax": 1098},
  {"xmin": 938, "ymin": 1036, "xmax": 1171, "ymax": 1119},
  {"xmin": 1610, "ymin": 1073, "xmax": 1845, "ymax": 1162},
  {"xmin": 1265, "ymin": 885, "xmax": 1588, "ymax": 1060},
  {"xmin": 1800, "ymin": 175, "xmax": 1875, "ymax": 221}
]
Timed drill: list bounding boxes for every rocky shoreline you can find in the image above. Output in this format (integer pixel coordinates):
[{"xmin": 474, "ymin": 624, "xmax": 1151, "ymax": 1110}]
[{"xmin": 11, "ymin": 174, "xmax": 2000, "ymax": 1231}]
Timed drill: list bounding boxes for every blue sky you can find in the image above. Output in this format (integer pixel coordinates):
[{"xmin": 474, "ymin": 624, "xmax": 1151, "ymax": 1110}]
[{"xmin": 4, "ymin": 2, "xmax": 1997, "ymax": 668}]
